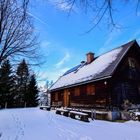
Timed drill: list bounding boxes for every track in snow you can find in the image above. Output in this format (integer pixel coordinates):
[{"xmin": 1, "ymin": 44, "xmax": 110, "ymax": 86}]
[{"xmin": 11, "ymin": 113, "xmax": 25, "ymax": 140}]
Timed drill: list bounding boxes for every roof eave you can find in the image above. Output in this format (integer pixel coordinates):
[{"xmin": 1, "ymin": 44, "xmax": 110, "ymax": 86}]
[{"xmin": 50, "ymin": 75, "xmax": 112, "ymax": 92}]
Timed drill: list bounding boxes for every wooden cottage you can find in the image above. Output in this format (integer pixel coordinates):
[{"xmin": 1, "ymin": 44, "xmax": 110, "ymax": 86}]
[{"xmin": 50, "ymin": 40, "xmax": 140, "ymax": 109}]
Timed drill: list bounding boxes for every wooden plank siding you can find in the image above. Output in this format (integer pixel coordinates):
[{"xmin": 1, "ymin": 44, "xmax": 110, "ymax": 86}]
[{"xmin": 51, "ymin": 81, "xmax": 110, "ymax": 108}]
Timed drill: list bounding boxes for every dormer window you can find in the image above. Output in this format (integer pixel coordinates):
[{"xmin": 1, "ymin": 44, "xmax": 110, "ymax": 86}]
[{"xmin": 128, "ymin": 57, "xmax": 136, "ymax": 68}]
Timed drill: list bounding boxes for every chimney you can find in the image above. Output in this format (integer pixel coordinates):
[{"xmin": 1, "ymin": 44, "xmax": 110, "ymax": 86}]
[{"xmin": 86, "ymin": 52, "xmax": 94, "ymax": 64}]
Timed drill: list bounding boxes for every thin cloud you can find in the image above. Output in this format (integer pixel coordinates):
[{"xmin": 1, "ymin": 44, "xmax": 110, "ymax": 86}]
[
  {"xmin": 27, "ymin": 12, "xmax": 48, "ymax": 26},
  {"xmin": 98, "ymin": 29, "xmax": 122, "ymax": 55},
  {"xmin": 48, "ymin": 0, "xmax": 75, "ymax": 11},
  {"xmin": 55, "ymin": 53, "xmax": 70, "ymax": 68},
  {"xmin": 105, "ymin": 29, "xmax": 121, "ymax": 46}
]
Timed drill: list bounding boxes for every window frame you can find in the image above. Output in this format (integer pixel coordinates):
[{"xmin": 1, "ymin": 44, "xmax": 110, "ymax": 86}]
[
  {"xmin": 87, "ymin": 84, "xmax": 95, "ymax": 95},
  {"xmin": 128, "ymin": 57, "xmax": 136, "ymax": 68}
]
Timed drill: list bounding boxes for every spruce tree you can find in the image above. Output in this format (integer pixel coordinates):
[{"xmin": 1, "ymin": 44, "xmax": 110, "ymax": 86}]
[
  {"xmin": 27, "ymin": 74, "xmax": 38, "ymax": 107},
  {"xmin": 16, "ymin": 59, "xmax": 29, "ymax": 107},
  {"xmin": 0, "ymin": 60, "xmax": 14, "ymax": 108}
]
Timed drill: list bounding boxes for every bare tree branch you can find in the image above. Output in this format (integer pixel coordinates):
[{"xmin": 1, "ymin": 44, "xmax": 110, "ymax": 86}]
[
  {"xmin": 55, "ymin": 0, "xmax": 140, "ymax": 33},
  {"xmin": 0, "ymin": 0, "xmax": 39, "ymax": 65}
]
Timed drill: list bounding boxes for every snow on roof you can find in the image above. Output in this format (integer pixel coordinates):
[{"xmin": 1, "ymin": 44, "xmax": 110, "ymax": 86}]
[{"xmin": 50, "ymin": 40, "xmax": 136, "ymax": 91}]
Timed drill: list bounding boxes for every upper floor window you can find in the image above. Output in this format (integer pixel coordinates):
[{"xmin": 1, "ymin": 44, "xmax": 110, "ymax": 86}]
[
  {"xmin": 87, "ymin": 84, "xmax": 95, "ymax": 95},
  {"xmin": 128, "ymin": 58, "xmax": 136, "ymax": 68}
]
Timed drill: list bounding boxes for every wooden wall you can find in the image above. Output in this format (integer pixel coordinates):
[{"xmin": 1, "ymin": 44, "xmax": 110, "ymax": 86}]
[
  {"xmin": 51, "ymin": 80, "xmax": 110, "ymax": 109},
  {"xmin": 111, "ymin": 44, "xmax": 140, "ymax": 107}
]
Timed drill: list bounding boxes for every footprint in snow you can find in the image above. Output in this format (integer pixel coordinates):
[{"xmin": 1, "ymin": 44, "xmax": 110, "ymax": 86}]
[
  {"xmin": 12, "ymin": 114, "xmax": 25, "ymax": 139},
  {"xmin": 0, "ymin": 132, "xmax": 2, "ymax": 138}
]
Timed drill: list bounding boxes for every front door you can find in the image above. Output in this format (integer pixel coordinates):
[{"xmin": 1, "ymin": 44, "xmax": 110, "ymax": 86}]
[{"xmin": 63, "ymin": 89, "xmax": 70, "ymax": 107}]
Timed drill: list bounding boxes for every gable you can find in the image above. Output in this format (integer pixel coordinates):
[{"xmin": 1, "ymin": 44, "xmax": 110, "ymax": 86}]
[
  {"xmin": 50, "ymin": 40, "xmax": 137, "ymax": 91},
  {"xmin": 112, "ymin": 42, "xmax": 140, "ymax": 80}
]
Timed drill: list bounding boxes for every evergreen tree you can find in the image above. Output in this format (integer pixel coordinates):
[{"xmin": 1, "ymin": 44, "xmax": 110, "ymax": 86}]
[
  {"xmin": 15, "ymin": 59, "xmax": 29, "ymax": 107},
  {"xmin": 0, "ymin": 60, "xmax": 14, "ymax": 108},
  {"xmin": 27, "ymin": 74, "xmax": 38, "ymax": 107}
]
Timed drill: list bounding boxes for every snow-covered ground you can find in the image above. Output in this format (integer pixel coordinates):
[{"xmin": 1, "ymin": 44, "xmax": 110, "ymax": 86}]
[{"xmin": 0, "ymin": 108, "xmax": 140, "ymax": 140}]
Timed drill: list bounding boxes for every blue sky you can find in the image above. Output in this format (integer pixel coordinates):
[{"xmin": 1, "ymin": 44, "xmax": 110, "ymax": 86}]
[{"xmin": 29, "ymin": 0, "xmax": 140, "ymax": 86}]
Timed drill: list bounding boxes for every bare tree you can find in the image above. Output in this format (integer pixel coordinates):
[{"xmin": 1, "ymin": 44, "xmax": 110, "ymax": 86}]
[
  {"xmin": 0, "ymin": 0, "xmax": 38, "ymax": 65},
  {"xmin": 55, "ymin": 0, "xmax": 140, "ymax": 33}
]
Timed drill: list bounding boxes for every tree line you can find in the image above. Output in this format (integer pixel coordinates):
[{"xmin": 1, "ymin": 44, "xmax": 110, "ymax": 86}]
[{"xmin": 0, "ymin": 59, "xmax": 38, "ymax": 108}]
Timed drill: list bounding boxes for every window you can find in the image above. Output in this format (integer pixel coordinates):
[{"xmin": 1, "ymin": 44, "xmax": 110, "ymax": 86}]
[
  {"xmin": 87, "ymin": 84, "xmax": 95, "ymax": 95},
  {"xmin": 74, "ymin": 87, "xmax": 80, "ymax": 96},
  {"xmin": 55, "ymin": 92, "xmax": 58, "ymax": 101},
  {"xmin": 69, "ymin": 87, "xmax": 80, "ymax": 96},
  {"xmin": 128, "ymin": 58, "xmax": 136, "ymax": 68}
]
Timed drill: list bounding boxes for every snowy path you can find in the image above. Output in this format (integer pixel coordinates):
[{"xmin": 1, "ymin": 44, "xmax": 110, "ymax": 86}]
[{"xmin": 0, "ymin": 108, "xmax": 140, "ymax": 140}]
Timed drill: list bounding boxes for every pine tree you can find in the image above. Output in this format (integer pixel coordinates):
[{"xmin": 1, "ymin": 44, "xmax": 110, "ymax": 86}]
[
  {"xmin": 0, "ymin": 60, "xmax": 14, "ymax": 108},
  {"xmin": 27, "ymin": 74, "xmax": 38, "ymax": 107},
  {"xmin": 15, "ymin": 59, "xmax": 29, "ymax": 107}
]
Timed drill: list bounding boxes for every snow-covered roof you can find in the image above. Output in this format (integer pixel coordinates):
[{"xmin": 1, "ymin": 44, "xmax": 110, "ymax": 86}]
[{"xmin": 50, "ymin": 40, "xmax": 136, "ymax": 91}]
